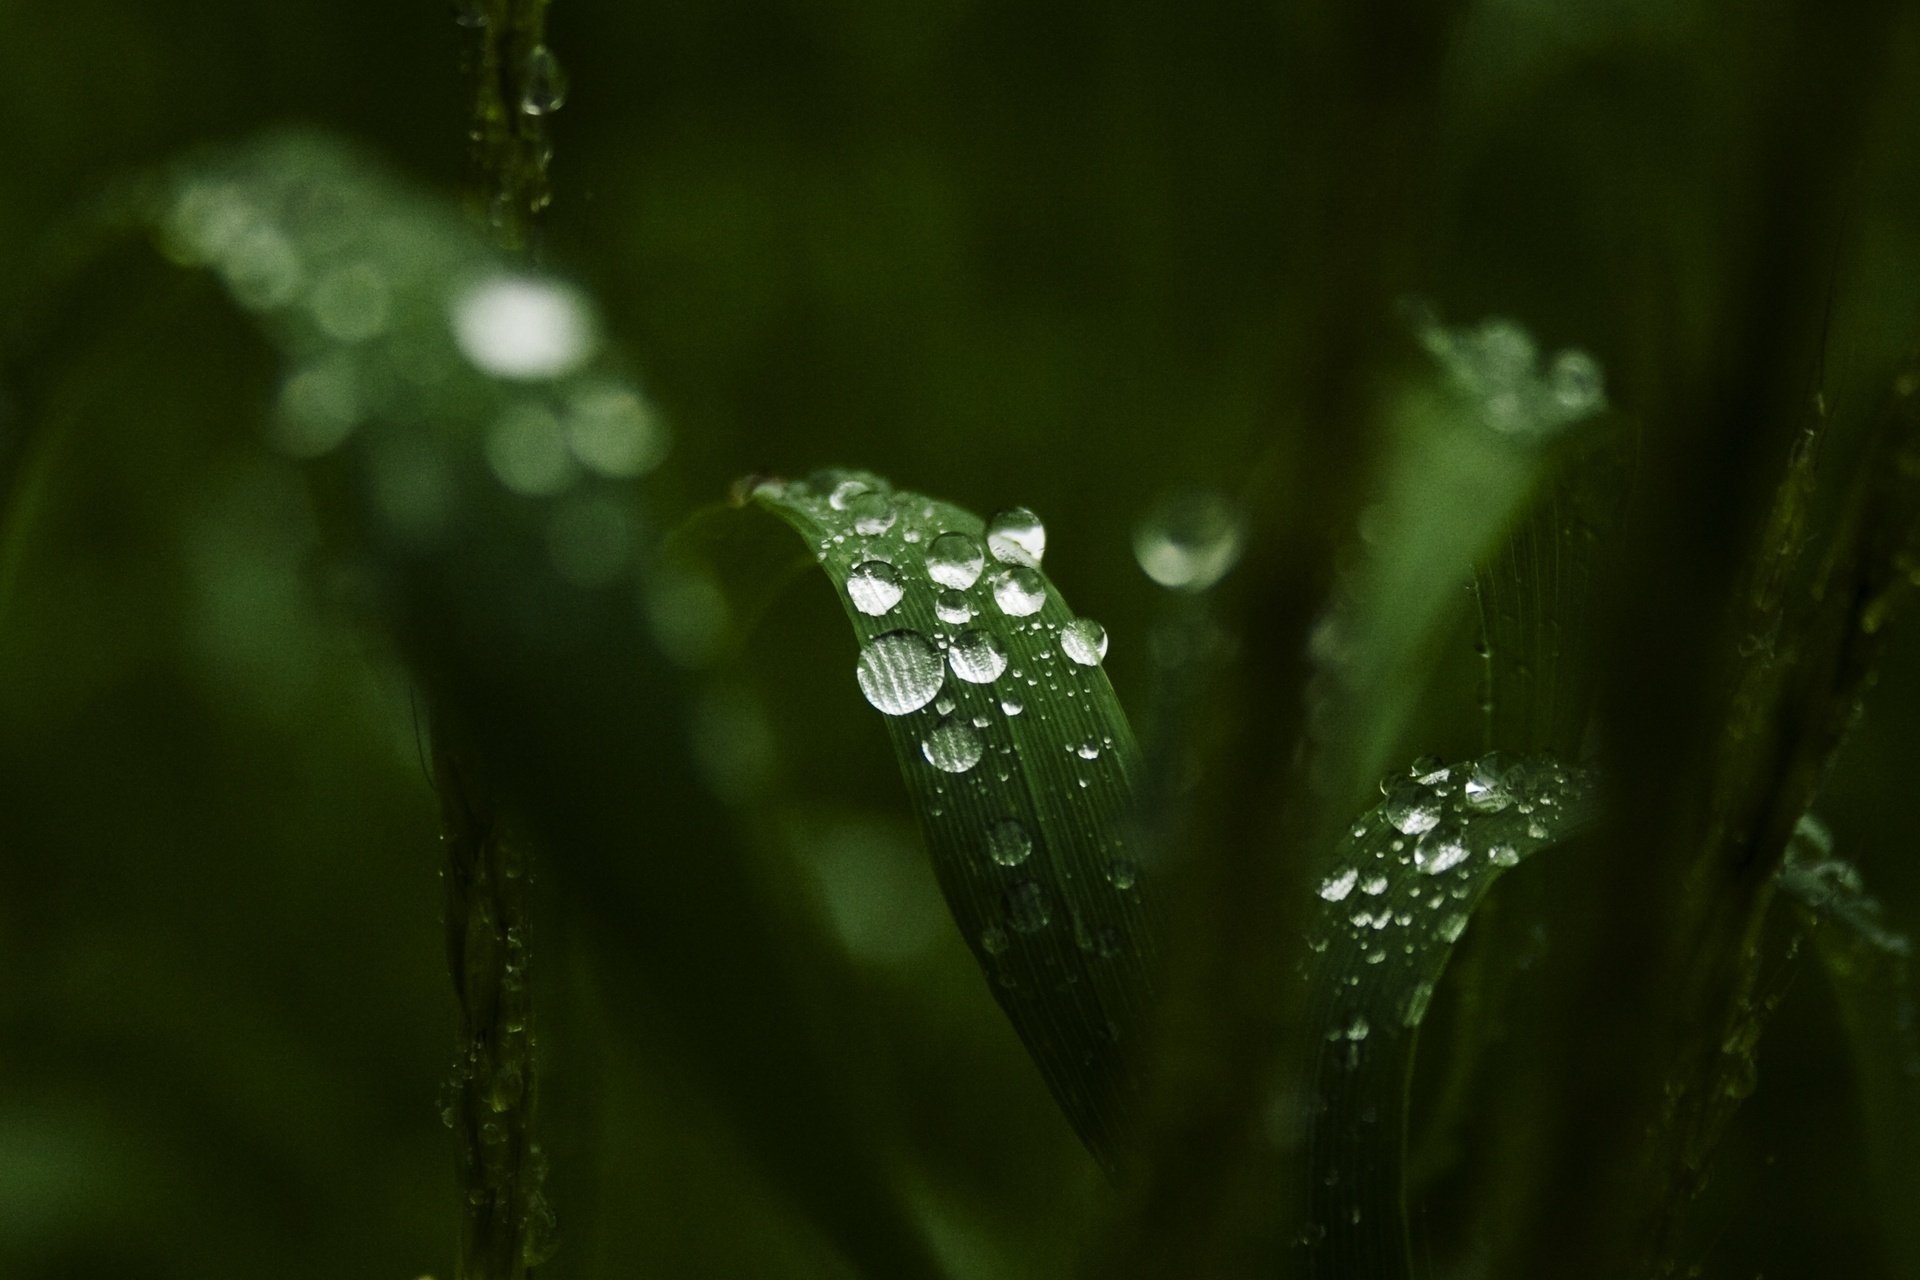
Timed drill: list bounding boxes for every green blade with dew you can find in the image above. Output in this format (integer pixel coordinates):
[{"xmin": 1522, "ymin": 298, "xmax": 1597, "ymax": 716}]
[
  {"xmin": 748, "ymin": 470, "xmax": 1161, "ymax": 1171},
  {"xmin": 123, "ymin": 131, "xmax": 949, "ymax": 1280},
  {"xmin": 1293, "ymin": 751, "xmax": 1600, "ymax": 1278}
]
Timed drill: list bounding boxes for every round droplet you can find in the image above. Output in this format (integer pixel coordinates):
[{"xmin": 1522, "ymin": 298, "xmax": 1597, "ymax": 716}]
[
  {"xmin": 848, "ymin": 489, "xmax": 896, "ymax": 535},
  {"xmin": 1133, "ymin": 491, "xmax": 1244, "ymax": 591},
  {"xmin": 1075, "ymin": 740, "xmax": 1101, "ymax": 760},
  {"xmin": 1416, "ymin": 821, "xmax": 1469, "ymax": 875},
  {"xmin": 828, "ymin": 478, "xmax": 871, "ymax": 510},
  {"xmin": 1361, "ymin": 874, "xmax": 1389, "ymax": 896},
  {"xmin": 1463, "ymin": 756, "xmax": 1514, "ymax": 812},
  {"xmin": 927, "ymin": 531, "xmax": 985, "ymax": 589},
  {"xmin": 1000, "ymin": 696, "xmax": 1024, "ymax": 716},
  {"xmin": 1345, "ymin": 1013, "xmax": 1371, "ymax": 1042},
  {"xmin": 1549, "ymin": 349, "xmax": 1605, "ymax": 414},
  {"xmin": 948, "ymin": 629, "xmax": 1008, "ymax": 683},
  {"xmin": 1487, "ymin": 843, "xmax": 1521, "ymax": 867},
  {"xmin": 1005, "ymin": 880, "xmax": 1052, "ymax": 933},
  {"xmin": 520, "ymin": 44, "xmax": 569, "ymax": 115},
  {"xmin": 980, "ymin": 925, "xmax": 1010, "ymax": 956},
  {"xmin": 1105, "ymin": 860, "xmax": 1138, "ymax": 890},
  {"xmin": 991, "ymin": 565, "xmax": 1047, "ymax": 617},
  {"xmin": 856, "ymin": 630, "xmax": 944, "ymax": 715},
  {"xmin": 847, "ymin": 561, "xmax": 904, "ymax": 616},
  {"xmin": 986, "ymin": 506, "xmax": 1046, "ymax": 566},
  {"xmin": 986, "ymin": 819, "xmax": 1031, "ymax": 867},
  {"xmin": 1437, "ymin": 912, "xmax": 1469, "ymax": 943},
  {"xmin": 453, "ymin": 276, "xmax": 596, "ymax": 380},
  {"xmin": 1383, "ymin": 781, "xmax": 1441, "ymax": 836},
  {"xmin": 1060, "ymin": 618, "xmax": 1108, "ymax": 666},
  {"xmin": 934, "ymin": 589, "xmax": 972, "ymax": 624},
  {"xmin": 921, "ymin": 716, "xmax": 983, "ymax": 773},
  {"xmin": 1318, "ymin": 867, "xmax": 1358, "ymax": 902}
]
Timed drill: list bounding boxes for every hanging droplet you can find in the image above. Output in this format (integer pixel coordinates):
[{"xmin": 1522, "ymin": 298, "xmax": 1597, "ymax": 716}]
[
  {"xmin": 980, "ymin": 925, "xmax": 1010, "ymax": 956},
  {"xmin": 922, "ymin": 716, "xmax": 984, "ymax": 773},
  {"xmin": 926, "ymin": 531, "xmax": 986, "ymax": 589},
  {"xmin": 1132, "ymin": 491, "xmax": 1244, "ymax": 591},
  {"xmin": 990, "ymin": 565, "xmax": 1046, "ymax": 617},
  {"xmin": 985, "ymin": 506, "xmax": 1046, "ymax": 566},
  {"xmin": 986, "ymin": 818, "xmax": 1032, "ymax": 867},
  {"xmin": 855, "ymin": 630, "xmax": 944, "ymax": 715},
  {"xmin": 948, "ymin": 629, "xmax": 1008, "ymax": 683},
  {"xmin": 520, "ymin": 44, "xmax": 569, "ymax": 116},
  {"xmin": 1060, "ymin": 618, "xmax": 1109, "ymax": 666},
  {"xmin": 846, "ymin": 560, "xmax": 904, "ymax": 616}
]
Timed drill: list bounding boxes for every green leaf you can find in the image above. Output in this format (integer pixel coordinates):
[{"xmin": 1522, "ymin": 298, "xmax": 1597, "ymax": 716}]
[
  {"xmin": 1293, "ymin": 751, "xmax": 1600, "ymax": 1277},
  {"xmin": 743, "ymin": 469, "xmax": 1161, "ymax": 1170}
]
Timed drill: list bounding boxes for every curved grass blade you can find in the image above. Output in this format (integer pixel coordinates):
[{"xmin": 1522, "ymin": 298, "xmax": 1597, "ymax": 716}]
[
  {"xmin": 746, "ymin": 469, "xmax": 1161, "ymax": 1170},
  {"xmin": 68, "ymin": 132, "xmax": 949, "ymax": 1280},
  {"xmin": 1293, "ymin": 751, "xmax": 1600, "ymax": 1277}
]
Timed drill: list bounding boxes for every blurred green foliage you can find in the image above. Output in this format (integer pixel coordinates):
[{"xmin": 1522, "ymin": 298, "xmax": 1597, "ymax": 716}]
[{"xmin": 3, "ymin": 1, "xmax": 1920, "ymax": 1278}]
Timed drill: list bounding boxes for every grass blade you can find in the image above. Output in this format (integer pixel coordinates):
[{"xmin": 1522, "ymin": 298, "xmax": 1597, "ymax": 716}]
[{"xmin": 744, "ymin": 469, "xmax": 1161, "ymax": 1170}]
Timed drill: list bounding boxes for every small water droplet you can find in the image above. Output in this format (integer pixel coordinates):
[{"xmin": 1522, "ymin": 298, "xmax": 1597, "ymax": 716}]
[
  {"xmin": 847, "ymin": 560, "xmax": 905, "ymax": 616},
  {"xmin": 934, "ymin": 589, "xmax": 973, "ymax": 624},
  {"xmin": 987, "ymin": 818, "xmax": 1032, "ymax": 867},
  {"xmin": 520, "ymin": 44, "xmax": 569, "ymax": 116},
  {"xmin": 1060, "ymin": 618, "xmax": 1109, "ymax": 666},
  {"xmin": 922, "ymin": 716, "xmax": 984, "ymax": 773},
  {"xmin": 1075, "ymin": 739, "xmax": 1101, "ymax": 760},
  {"xmin": 1487, "ymin": 843, "xmax": 1521, "ymax": 868},
  {"xmin": 1346, "ymin": 1013, "xmax": 1370, "ymax": 1041},
  {"xmin": 848, "ymin": 489, "xmax": 896, "ymax": 535},
  {"xmin": 828, "ymin": 478, "xmax": 871, "ymax": 510},
  {"xmin": 1133, "ymin": 491, "xmax": 1244, "ymax": 591},
  {"xmin": 980, "ymin": 924, "xmax": 1010, "ymax": 955},
  {"xmin": 1402, "ymin": 981, "xmax": 1435, "ymax": 1027},
  {"xmin": 990, "ymin": 565, "xmax": 1047, "ymax": 617},
  {"xmin": 948, "ymin": 629, "xmax": 1008, "ymax": 683},
  {"xmin": 1005, "ymin": 880, "xmax": 1052, "ymax": 933},
  {"xmin": 1361, "ymin": 875, "xmax": 1388, "ymax": 896},
  {"xmin": 1437, "ymin": 912, "xmax": 1469, "ymax": 942},
  {"xmin": 927, "ymin": 531, "xmax": 985, "ymax": 589},
  {"xmin": 1105, "ymin": 860, "xmax": 1138, "ymax": 890},
  {"xmin": 986, "ymin": 506, "xmax": 1046, "ymax": 566},
  {"xmin": 1000, "ymin": 696, "xmax": 1024, "ymax": 716},
  {"xmin": 1318, "ymin": 868, "xmax": 1358, "ymax": 902},
  {"xmin": 1549, "ymin": 349, "xmax": 1605, "ymax": 413},
  {"xmin": 855, "ymin": 630, "xmax": 944, "ymax": 715}
]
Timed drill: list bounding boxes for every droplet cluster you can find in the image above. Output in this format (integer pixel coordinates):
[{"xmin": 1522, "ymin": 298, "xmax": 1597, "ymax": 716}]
[{"xmin": 1406, "ymin": 301, "xmax": 1608, "ymax": 440}]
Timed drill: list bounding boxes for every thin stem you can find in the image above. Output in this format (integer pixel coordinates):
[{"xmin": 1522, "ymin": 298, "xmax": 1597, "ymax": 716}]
[{"xmin": 457, "ymin": 0, "xmax": 564, "ymax": 253}]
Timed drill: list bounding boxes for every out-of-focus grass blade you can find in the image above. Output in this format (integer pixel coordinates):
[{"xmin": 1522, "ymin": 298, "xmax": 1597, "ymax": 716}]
[
  {"xmin": 1293, "ymin": 751, "xmax": 1599, "ymax": 1278},
  {"xmin": 125, "ymin": 132, "xmax": 947, "ymax": 1279},
  {"xmin": 1777, "ymin": 819, "xmax": 1920, "ymax": 1272},
  {"xmin": 743, "ymin": 469, "xmax": 1161, "ymax": 1171}
]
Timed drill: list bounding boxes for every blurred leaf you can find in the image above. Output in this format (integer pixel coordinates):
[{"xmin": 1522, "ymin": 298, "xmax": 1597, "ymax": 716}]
[
  {"xmin": 1294, "ymin": 752, "xmax": 1599, "ymax": 1278},
  {"xmin": 730, "ymin": 469, "xmax": 1163, "ymax": 1171}
]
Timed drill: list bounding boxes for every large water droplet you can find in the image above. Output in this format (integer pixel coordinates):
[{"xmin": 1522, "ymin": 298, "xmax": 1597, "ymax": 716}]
[
  {"xmin": 948, "ymin": 629, "xmax": 1008, "ymax": 683},
  {"xmin": 934, "ymin": 589, "xmax": 972, "ymax": 624},
  {"xmin": 986, "ymin": 506, "xmax": 1046, "ymax": 566},
  {"xmin": 1060, "ymin": 618, "xmax": 1108, "ymax": 666},
  {"xmin": 1133, "ymin": 492, "xmax": 1244, "ymax": 591},
  {"xmin": 856, "ymin": 630, "xmax": 944, "ymax": 715},
  {"xmin": 927, "ymin": 531, "xmax": 985, "ymax": 589},
  {"xmin": 990, "ymin": 565, "xmax": 1046, "ymax": 617},
  {"xmin": 1005, "ymin": 880, "xmax": 1052, "ymax": 933},
  {"xmin": 848, "ymin": 489, "xmax": 896, "ymax": 535},
  {"xmin": 520, "ymin": 44, "xmax": 569, "ymax": 115},
  {"xmin": 922, "ymin": 716, "xmax": 984, "ymax": 773},
  {"xmin": 1462, "ymin": 755, "xmax": 1515, "ymax": 812},
  {"xmin": 828, "ymin": 478, "xmax": 871, "ymax": 510},
  {"xmin": 1415, "ymin": 821, "xmax": 1469, "ymax": 875},
  {"xmin": 1318, "ymin": 867, "xmax": 1358, "ymax": 902},
  {"xmin": 1383, "ymin": 781, "xmax": 1441, "ymax": 835},
  {"xmin": 987, "ymin": 818, "xmax": 1032, "ymax": 867},
  {"xmin": 847, "ymin": 560, "xmax": 904, "ymax": 616}
]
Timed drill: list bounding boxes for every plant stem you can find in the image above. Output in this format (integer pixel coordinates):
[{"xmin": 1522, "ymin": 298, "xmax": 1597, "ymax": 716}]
[{"xmin": 458, "ymin": 0, "xmax": 562, "ymax": 252}]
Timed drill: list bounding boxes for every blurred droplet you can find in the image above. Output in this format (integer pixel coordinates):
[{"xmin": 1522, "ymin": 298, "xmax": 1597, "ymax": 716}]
[
  {"xmin": 520, "ymin": 45, "xmax": 568, "ymax": 115},
  {"xmin": 986, "ymin": 818, "xmax": 1032, "ymax": 867},
  {"xmin": 1133, "ymin": 492, "xmax": 1243, "ymax": 591},
  {"xmin": 564, "ymin": 382, "xmax": 666, "ymax": 478},
  {"xmin": 453, "ymin": 276, "xmax": 595, "ymax": 380}
]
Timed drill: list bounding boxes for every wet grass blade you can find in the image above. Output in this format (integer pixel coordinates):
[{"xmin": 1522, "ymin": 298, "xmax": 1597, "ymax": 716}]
[
  {"xmin": 742, "ymin": 469, "xmax": 1162, "ymax": 1171},
  {"xmin": 1294, "ymin": 752, "xmax": 1600, "ymax": 1278}
]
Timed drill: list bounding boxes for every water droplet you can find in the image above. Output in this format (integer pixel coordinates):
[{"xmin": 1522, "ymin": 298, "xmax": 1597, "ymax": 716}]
[
  {"xmin": 1549, "ymin": 349, "xmax": 1605, "ymax": 413},
  {"xmin": 1319, "ymin": 868, "xmax": 1358, "ymax": 902},
  {"xmin": 1005, "ymin": 880, "xmax": 1052, "ymax": 933},
  {"xmin": 453, "ymin": 275, "xmax": 595, "ymax": 380},
  {"xmin": 1415, "ymin": 821, "xmax": 1469, "ymax": 875},
  {"xmin": 1487, "ymin": 843, "xmax": 1521, "ymax": 867},
  {"xmin": 847, "ymin": 561, "xmax": 904, "ymax": 616},
  {"xmin": 1383, "ymin": 782, "xmax": 1441, "ymax": 835},
  {"xmin": 922, "ymin": 716, "xmax": 984, "ymax": 773},
  {"xmin": 855, "ymin": 630, "xmax": 944, "ymax": 715},
  {"xmin": 990, "ymin": 565, "xmax": 1047, "ymax": 617},
  {"xmin": 1402, "ymin": 981, "xmax": 1435, "ymax": 1027},
  {"xmin": 1407, "ymin": 755, "xmax": 1450, "ymax": 785},
  {"xmin": 1060, "ymin": 618, "xmax": 1109, "ymax": 666},
  {"xmin": 1106, "ymin": 860, "xmax": 1138, "ymax": 890},
  {"xmin": 310, "ymin": 261, "xmax": 391, "ymax": 343},
  {"xmin": 1462, "ymin": 756, "xmax": 1514, "ymax": 812},
  {"xmin": 1361, "ymin": 875, "xmax": 1388, "ymax": 896},
  {"xmin": 1527, "ymin": 819, "xmax": 1549, "ymax": 840},
  {"xmin": 1437, "ymin": 912, "xmax": 1469, "ymax": 943},
  {"xmin": 987, "ymin": 818, "xmax": 1031, "ymax": 867},
  {"xmin": 828, "ymin": 478, "xmax": 871, "ymax": 510},
  {"xmin": 1000, "ymin": 696, "xmax": 1024, "ymax": 716},
  {"xmin": 1346, "ymin": 1013, "xmax": 1371, "ymax": 1041},
  {"xmin": 927, "ymin": 531, "xmax": 985, "ymax": 589},
  {"xmin": 1133, "ymin": 491, "xmax": 1244, "ymax": 591},
  {"xmin": 986, "ymin": 506, "xmax": 1046, "ymax": 566},
  {"xmin": 934, "ymin": 589, "xmax": 972, "ymax": 624},
  {"xmin": 520, "ymin": 44, "xmax": 568, "ymax": 115},
  {"xmin": 848, "ymin": 489, "xmax": 896, "ymax": 535},
  {"xmin": 1075, "ymin": 739, "xmax": 1101, "ymax": 760},
  {"xmin": 948, "ymin": 629, "xmax": 1008, "ymax": 683},
  {"xmin": 980, "ymin": 925, "xmax": 1010, "ymax": 955}
]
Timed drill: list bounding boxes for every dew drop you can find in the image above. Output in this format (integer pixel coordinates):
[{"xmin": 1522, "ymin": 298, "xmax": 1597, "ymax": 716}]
[
  {"xmin": 922, "ymin": 716, "xmax": 984, "ymax": 773},
  {"xmin": 1487, "ymin": 843, "xmax": 1521, "ymax": 868},
  {"xmin": 1437, "ymin": 912, "xmax": 1469, "ymax": 943},
  {"xmin": 1005, "ymin": 880, "xmax": 1052, "ymax": 933},
  {"xmin": 948, "ymin": 629, "xmax": 1008, "ymax": 683},
  {"xmin": 847, "ymin": 560, "xmax": 904, "ymax": 617},
  {"xmin": 1415, "ymin": 821, "xmax": 1470, "ymax": 876},
  {"xmin": 980, "ymin": 925, "xmax": 1010, "ymax": 956},
  {"xmin": 520, "ymin": 44, "xmax": 569, "ymax": 115},
  {"xmin": 1549, "ymin": 349, "xmax": 1605, "ymax": 414},
  {"xmin": 986, "ymin": 506, "xmax": 1046, "ymax": 566},
  {"xmin": 1132, "ymin": 491, "xmax": 1244, "ymax": 591},
  {"xmin": 986, "ymin": 819, "xmax": 1032, "ymax": 867},
  {"xmin": 855, "ymin": 630, "xmax": 944, "ymax": 715},
  {"xmin": 934, "ymin": 589, "xmax": 973, "ymax": 624},
  {"xmin": 1384, "ymin": 781, "xmax": 1441, "ymax": 836},
  {"xmin": 453, "ymin": 275, "xmax": 595, "ymax": 380},
  {"xmin": 1346, "ymin": 1013, "xmax": 1371, "ymax": 1041},
  {"xmin": 1105, "ymin": 860, "xmax": 1138, "ymax": 890},
  {"xmin": 1060, "ymin": 618, "xmax": 1109, "ymax": 666},
  {"xmin": 990, "ymin": 565, "xmax": 1047, "ymax": 617},
  {"xmin": 848, "ymin": 489, "xmax": 896, "ymax": 535},
  {"xmin": 1361, "ymin": 875, "xmax": 1388, "ymax": 896},
  {"xmin": 1000, "ymin": 696, "xmax": 1024, "ymax": 716},
  {"xmin": 927, "ymin": 531, "xmax": 985, "ymax": 589},
  {"xmin": 1318, "ymin": 868, "xmax": 1358, "ymax": 902}
]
